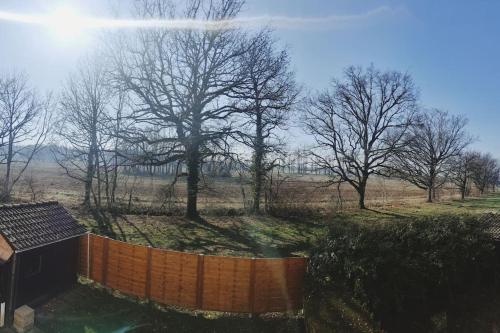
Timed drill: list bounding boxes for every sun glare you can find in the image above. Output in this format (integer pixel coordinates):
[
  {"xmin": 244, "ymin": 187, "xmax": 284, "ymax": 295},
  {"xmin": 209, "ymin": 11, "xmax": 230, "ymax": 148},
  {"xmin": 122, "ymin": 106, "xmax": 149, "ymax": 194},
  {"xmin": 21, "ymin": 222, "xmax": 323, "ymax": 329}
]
[{"xmin": 48, "ymin": 6, "xmax": 86, "ymax": 41}]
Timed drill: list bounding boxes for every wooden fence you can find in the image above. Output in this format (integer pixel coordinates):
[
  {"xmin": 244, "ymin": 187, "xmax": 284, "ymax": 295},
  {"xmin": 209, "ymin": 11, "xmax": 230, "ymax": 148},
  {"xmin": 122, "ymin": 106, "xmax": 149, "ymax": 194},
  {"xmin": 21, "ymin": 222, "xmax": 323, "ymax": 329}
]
[{"xmin": 78, "ymin": 234, "xmax": 307, "ymax": 313}]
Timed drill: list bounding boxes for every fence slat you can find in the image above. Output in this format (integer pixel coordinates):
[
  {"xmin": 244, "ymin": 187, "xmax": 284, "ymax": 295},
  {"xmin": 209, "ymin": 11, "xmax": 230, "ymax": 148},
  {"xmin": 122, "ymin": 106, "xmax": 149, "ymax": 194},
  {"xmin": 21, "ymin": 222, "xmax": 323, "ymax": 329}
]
[
  {"xmin": 196, "ymin": 254, "xmax": 205, "ymax": 309},
  {"xmin": 78, "ymin": 234, "xmax": 306, "ymax": 313},
  {"xmin": 145, "ymin": 246, "xmax": 153, "ymax": 299},
  {"xmin": 249, "ymin": 257, "xmax": 256, "ymax": 314},
  {"xmin": 102, "ymin": 237, "xmax": 110, "ymax": 286}
]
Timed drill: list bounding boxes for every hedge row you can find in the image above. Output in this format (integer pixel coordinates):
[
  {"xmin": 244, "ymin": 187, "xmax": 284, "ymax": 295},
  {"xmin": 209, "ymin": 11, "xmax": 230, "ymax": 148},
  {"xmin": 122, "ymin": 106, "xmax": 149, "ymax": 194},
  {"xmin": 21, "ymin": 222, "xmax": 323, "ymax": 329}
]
[{"xmin": 307, "ymin": 215, "xmax": 499, "ymax": 333}]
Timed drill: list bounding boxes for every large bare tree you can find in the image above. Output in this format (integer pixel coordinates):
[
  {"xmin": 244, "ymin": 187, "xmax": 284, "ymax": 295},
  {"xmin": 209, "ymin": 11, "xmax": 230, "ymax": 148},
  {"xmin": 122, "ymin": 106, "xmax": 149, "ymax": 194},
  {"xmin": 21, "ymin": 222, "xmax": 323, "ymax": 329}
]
[
  {"xmin": 391, "ymin": 109, "xmax": 472, "ymax": 202},
  {"xmin": 112, "ymin": 0, "xmax": 249, "ymax": 219},
  {"xmin": 0, "ymin": 72, "xmax": 51, "ymax": 202},
  {"xmin": 304, "ymin": 66, "xmax": 418, "ymax": 209},
  {"xmin": 235, "ymin": 31, "xmax": 298, "ymax": 212}
]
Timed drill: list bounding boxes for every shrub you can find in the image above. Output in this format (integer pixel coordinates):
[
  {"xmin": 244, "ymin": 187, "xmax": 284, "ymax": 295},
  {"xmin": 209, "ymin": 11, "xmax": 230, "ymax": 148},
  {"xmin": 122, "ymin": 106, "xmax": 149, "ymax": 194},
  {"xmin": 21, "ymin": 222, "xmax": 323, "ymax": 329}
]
[{"xmin": 307, "ymin": 215, "xmax": 498, "ymax": 333}]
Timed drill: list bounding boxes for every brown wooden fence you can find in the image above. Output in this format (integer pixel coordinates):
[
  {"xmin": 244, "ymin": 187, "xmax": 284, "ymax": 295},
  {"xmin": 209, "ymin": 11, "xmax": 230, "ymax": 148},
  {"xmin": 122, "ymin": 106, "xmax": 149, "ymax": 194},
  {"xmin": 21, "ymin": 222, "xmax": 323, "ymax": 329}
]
[{"xmin": 78, "ymin": 234, "xmax": 307, "ymax": 313}]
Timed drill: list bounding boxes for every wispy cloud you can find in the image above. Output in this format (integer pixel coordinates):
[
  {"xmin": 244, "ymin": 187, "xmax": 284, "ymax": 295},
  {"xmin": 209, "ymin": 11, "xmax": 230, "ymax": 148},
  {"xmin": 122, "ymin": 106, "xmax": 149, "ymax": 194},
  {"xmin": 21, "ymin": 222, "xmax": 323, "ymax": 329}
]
[{"xmin": 0, "ymin": 6, "xmax": 398, "ymax": 31}]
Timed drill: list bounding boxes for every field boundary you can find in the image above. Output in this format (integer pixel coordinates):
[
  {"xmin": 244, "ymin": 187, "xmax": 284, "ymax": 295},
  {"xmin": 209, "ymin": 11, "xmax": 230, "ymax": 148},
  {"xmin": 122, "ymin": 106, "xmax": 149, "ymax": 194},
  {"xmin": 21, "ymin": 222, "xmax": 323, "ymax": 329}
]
[{"xmin": 78, "ymin": 233, "xmax": 306, "ymax": 313}]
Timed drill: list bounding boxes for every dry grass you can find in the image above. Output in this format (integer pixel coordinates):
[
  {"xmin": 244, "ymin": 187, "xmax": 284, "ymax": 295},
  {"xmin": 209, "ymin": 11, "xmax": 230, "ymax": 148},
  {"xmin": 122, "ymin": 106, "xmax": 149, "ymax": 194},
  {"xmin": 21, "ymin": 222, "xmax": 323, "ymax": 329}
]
[{"xmin": 14, "ymin": 161, "xmax": 460, "ymax": 212}]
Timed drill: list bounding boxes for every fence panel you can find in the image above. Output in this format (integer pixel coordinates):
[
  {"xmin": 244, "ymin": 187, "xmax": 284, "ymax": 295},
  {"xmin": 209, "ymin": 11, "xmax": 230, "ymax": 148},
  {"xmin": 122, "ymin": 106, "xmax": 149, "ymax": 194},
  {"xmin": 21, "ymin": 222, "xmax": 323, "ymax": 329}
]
[
  {"xmin": 201, "ymin": 255, "xmax": 253, "ymax": 312},
  {"xmin": 149, "ymin": 248, "xmax": 199, "ymax": 308},
  {"xmin": 78, "ymin": 234, "xmax": 306, "ymax": 313}
]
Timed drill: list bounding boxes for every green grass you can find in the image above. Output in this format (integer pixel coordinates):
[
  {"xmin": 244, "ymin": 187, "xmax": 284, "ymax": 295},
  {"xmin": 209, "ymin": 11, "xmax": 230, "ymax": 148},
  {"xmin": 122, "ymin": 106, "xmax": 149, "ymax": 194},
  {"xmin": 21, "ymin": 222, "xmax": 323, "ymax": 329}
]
[
  {"xmin": 74, "ymin": 194, "xmax": 500, "ymax": 258},
  {"xmin": 75, "ymin": 212, "xmax": 326, "ymax": 258},
  {"xmin": 36, "ymin": 284, "xmax": 304, "ymax": 333},
  {"xmin": 327, "ymin": 193, "xmax": 500, "ymax": 225}
]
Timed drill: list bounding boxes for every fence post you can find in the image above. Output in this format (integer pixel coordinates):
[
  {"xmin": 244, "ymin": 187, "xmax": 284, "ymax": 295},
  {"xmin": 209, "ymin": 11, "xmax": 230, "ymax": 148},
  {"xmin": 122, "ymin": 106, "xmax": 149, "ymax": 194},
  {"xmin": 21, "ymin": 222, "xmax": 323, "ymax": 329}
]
[
  {"xmin": 86, "ymin": 233, "xmax": 90, "ymax": 278},
  {"xmin": 285, "ymin": 259, "xmax": 291, "ymax": 311},
  {"xmin": 101, "ymin": 237, "xmax": 110, "ymax": 286},
  {"xmin": 196, "ymin": 254, "xmax": 205, "ymax": 309},
  {"xmin": 89, "ymin": 234, "xmax": 94, "ymax": 279},
  {"xmin": 145, "ymin": 246, "xmax": 152, "ymax": 299},
  {"xmin": 248, "ymin": 257, "xmax": 256, "ymax": 315}
]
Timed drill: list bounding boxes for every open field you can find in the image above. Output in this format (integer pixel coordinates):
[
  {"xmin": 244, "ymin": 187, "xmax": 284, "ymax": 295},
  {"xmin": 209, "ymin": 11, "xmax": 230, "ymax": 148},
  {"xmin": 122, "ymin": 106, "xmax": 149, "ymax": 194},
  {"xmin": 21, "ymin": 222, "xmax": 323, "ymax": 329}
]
[
  {"xmin": 17, "ymin": 161, "xmax": 461, "ymax": 212},
  {"xmin": 73, "ymin": 194, "xmax": 500, "ymax": 258},
  {"xmin": 11, "ymin": 161, "xmax": 497, "ymax": 258}
]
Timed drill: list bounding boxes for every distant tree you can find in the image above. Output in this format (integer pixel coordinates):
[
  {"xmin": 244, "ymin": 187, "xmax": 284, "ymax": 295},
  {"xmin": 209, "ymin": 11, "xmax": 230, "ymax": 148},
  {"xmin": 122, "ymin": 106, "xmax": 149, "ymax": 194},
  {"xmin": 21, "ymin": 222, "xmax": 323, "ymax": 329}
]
[
  {"xmin": 23, "ymin": 171, "xmax": 44, "ymax": 201},
  {"xmin": 0, "ymin": 72, "xmax": 51, "ymax": 202},
  {"xmin": 112, "ymin": 0, "xmax": 249, "ymax": 219},
  {"xmin": 304, "ymin": 65, "xmax": 418, "ymax": 209},
  {"xmin": 450, "ymin": 151, "xmax": 479, "ymax": 200},
  {"xmin": 391, "ymin": 109, "xmax": 472, "ymax": 202},
  {"xmin": 235, "ymin": 31, "xmax": 298, "ymax": 212},
  {"xmin": 55, "ymin": 58, "xmax": 111, "ymax": 209},
  {"xmin": 470, "ymin": 153, "xmax": 499, "ymax": 195}
]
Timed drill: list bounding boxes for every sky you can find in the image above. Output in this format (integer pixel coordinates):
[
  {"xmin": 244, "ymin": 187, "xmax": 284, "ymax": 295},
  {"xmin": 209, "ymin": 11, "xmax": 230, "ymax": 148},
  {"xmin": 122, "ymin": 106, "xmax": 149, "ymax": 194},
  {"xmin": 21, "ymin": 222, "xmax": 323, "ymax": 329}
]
[{"xmin": 0, "ymin": 0, "xmax": 499, "ymax": 157}]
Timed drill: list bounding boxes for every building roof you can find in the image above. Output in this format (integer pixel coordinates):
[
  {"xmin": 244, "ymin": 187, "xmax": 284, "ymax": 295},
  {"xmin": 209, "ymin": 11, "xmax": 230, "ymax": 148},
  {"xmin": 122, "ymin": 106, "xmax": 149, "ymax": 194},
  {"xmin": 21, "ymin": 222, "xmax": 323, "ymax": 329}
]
[{"xmin": 0, "ymin": 201, "xmax": 87, "ymax": 251}]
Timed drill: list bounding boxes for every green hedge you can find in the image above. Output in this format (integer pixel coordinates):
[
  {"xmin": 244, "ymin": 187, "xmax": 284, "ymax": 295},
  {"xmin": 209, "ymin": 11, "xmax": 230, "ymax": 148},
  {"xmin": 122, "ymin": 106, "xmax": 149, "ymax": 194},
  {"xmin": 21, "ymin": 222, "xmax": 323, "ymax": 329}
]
[{"xmin": 307, "ymin": 215, "xmax": 499, "ymax": 333}]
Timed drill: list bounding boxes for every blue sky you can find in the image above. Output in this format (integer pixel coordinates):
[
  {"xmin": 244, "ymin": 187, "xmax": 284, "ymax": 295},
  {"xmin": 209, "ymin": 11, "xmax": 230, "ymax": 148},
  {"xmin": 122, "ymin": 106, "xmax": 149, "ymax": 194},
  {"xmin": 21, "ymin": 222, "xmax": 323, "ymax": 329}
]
[{"xmin": 0, "ymin": 0, "xmax": 499, "ymax": 156}]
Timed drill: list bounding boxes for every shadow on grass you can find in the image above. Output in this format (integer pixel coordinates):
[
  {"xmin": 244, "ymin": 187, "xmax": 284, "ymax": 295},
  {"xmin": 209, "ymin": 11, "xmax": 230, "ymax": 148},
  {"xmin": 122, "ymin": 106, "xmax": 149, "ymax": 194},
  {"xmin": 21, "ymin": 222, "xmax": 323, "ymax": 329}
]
[
  {"xmin": 365, "ymin": 208, "xmax": 407, "ymax": 218},
  {"xmin": 37, "ymin": 284, "xmax": 304, "ymax": 333}
]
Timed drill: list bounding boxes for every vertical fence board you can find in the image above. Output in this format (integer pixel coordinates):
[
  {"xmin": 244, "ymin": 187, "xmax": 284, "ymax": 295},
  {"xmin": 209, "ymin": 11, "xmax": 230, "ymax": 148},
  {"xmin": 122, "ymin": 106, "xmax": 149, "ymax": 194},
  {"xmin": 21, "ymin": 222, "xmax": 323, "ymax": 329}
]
[{"xmin": 78, "ymin": 234, "xmax": 306, "ymax": 313}]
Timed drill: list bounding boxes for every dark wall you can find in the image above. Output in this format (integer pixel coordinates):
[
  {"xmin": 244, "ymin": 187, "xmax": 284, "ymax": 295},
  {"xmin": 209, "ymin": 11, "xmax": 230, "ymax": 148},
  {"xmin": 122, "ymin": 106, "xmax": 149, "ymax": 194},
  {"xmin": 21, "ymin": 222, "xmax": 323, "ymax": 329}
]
[{"xmin": 15, "ymin": 238, "xmax": 79, "ymax": 308}]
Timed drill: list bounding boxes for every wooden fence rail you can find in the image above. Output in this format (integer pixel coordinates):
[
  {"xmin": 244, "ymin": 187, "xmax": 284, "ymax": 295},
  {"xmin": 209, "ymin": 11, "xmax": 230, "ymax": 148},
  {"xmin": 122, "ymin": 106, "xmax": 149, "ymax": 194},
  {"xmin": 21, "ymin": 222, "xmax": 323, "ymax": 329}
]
[{"xmin": 78, "ymin": 234, "xmax": 307, "ymax": 313}]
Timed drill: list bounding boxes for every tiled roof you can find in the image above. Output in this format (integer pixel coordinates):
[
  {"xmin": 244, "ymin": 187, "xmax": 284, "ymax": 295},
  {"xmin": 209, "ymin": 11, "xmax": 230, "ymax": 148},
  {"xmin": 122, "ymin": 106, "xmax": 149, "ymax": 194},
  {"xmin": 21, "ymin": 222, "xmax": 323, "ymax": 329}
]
[{"xmin": 0, "ymin": 201, "xmax": 87, "ymax": 251}]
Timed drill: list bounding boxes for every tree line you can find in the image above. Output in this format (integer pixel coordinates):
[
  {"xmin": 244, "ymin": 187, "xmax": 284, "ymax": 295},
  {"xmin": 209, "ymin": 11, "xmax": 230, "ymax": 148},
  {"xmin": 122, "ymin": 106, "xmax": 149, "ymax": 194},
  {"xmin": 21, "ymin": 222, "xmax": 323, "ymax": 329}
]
[{"xmin": 0, "ymin": 0, "xmax": 498, "ymax": 219}]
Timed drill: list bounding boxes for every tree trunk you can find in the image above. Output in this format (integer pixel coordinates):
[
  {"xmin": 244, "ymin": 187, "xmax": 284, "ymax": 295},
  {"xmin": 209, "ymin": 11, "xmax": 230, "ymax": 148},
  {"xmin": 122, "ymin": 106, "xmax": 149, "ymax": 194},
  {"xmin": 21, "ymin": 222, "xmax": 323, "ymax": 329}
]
[
  {"xmin": 84, "ymin": 145, "xmax": 95, "ymax": 207},
  {"xmin": 186, "ymin": 146, "xmax": 200, "ymax": 219},
  {"xmin": 427, "ymin": 187, "xmax": 433, "ymax": 203},
  {"xmin": 2, "ymin": 133, "xmax": 13, "ymax": 202},
  {"xmin": 252, "ymin": 112, "xmax": 264, "ymax": 212},
  {"xmin": 110, "ymin": 152, "xmax": 118, "ymax": 206},
  {"xmin": 95, "ymin": 149, "xmax": 102, "ymax": 210},
  {"xmin": 186, "ymin": 110, "xmax": 201, "ymax": 220},
  {"xmin": 358, "ymin": 180, "xmax": 367, "ymax": 209}
]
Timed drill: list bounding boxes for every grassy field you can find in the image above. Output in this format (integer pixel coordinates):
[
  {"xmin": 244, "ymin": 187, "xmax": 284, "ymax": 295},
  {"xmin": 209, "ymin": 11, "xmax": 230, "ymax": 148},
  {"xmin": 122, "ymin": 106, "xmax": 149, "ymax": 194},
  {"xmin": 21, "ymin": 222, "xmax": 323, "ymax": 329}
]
[
  {"xmin": 16, "ymin": 161, "xmax": 460, "ymax": 212},
  {"xmin": 70, "ymin": 193, "xmax": 500, "ymax": 258}
]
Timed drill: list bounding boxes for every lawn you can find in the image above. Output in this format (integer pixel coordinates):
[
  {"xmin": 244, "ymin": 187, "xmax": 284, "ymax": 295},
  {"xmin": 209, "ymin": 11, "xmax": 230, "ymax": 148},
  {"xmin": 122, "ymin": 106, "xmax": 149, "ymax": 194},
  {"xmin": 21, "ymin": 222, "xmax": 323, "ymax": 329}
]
[
  {"xmin": 73, "ymin": 193, "xmax": 500, "ymax": 258},
  {"xmin": 36, "ymin": 284, "xmax": 304, "ymax": 333},
  {"xmin": 74, "ymin": 213, "xmax": 326, "ymax": 258},
  {"xmin": 326, "ymin": 193, "xmax": 500, "ymax": 225}
]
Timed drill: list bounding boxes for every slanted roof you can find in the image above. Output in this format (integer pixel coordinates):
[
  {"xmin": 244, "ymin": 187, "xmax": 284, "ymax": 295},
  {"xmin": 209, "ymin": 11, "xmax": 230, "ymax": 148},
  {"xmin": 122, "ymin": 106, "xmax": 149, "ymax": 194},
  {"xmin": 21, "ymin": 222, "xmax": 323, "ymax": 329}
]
[{"xmin": 0, "ymin": 201, "xmax": 87, "ymax": 252}]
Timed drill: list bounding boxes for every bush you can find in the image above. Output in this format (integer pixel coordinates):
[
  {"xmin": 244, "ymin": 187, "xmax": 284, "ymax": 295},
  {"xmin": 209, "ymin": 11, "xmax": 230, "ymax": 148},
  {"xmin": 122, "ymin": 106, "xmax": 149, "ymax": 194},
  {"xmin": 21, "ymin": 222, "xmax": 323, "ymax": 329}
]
[{"xmin": 307, "ymin": 215, "xmax": 498, "ymax": 333}]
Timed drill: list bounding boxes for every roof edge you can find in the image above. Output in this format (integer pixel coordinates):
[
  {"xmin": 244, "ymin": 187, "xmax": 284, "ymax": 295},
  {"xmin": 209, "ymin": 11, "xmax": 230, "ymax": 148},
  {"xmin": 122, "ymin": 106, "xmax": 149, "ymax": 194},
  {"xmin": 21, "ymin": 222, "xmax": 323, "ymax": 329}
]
[
  {"xmin": 0, "ymin": 201, "xmax": 59, "ymax": 209},
  {"xmin": 14, "ymin": 232, "xmax": 88, "ymax": 254}
]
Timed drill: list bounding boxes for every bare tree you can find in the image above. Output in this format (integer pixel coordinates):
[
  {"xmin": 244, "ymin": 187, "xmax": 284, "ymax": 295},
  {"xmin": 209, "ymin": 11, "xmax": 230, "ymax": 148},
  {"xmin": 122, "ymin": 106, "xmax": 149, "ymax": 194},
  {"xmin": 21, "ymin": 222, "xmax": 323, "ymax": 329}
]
[
  {"xmin": 0, "ymin": 72, "xmax": 51, "ymax": 202},
  {"xmin": 112, "ymin": 0, "xmax": 249, "ymax": 219},
  {"xmin": 54, "ymin": 58, "xmax": 111, "ymax": 209},
  {"xmin": 450, "ymin": 151, "xmax": 479, "ymax": 200},
  {"xmin": 391, "ymin": 109, "xmax": 472, "ymax": 202},
  {"xmin": 304, "ymin": 65, "xmax": 418, "ymax": 209},
  {"xmin": 235, "ymin": 31, "xmax": 298, "ymax": 212},
  {"xmin": 470, "ymin": 152, "xmax": 499, "ymax": 195},
  {"xmin": 23, "ymin": 172, "xmax": 44, "ymax": 201}
]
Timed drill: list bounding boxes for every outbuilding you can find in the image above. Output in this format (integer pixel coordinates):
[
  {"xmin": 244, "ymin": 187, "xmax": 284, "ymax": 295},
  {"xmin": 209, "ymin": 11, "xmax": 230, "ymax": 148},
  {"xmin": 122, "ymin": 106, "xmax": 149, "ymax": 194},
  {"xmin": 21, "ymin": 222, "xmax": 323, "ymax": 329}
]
[{"xmin": 0, "ymin": 201, "xmax": 86, "ymax": 326}]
